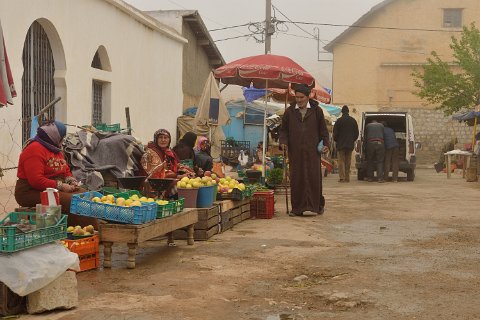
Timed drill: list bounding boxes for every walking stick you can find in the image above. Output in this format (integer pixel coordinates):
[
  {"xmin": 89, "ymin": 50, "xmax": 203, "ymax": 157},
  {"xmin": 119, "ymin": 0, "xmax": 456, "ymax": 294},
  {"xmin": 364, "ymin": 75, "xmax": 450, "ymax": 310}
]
[{"xmin": 283, "ymin": 147, "xmax": 289, "ymax": 215}]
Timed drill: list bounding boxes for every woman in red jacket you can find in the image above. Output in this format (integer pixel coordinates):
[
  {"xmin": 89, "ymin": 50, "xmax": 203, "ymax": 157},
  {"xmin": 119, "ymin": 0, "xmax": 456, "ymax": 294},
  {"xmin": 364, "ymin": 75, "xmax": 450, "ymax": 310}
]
[{"xmin": 15, "ymin": 121, "xmax": 95, "ymax": 226}]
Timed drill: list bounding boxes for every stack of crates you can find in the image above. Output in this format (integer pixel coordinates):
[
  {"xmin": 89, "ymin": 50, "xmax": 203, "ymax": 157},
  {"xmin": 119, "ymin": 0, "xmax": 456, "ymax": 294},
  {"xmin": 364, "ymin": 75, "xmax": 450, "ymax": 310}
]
[
  {"xmin": 61, "ymin": 235, "xmax": 100, "ymax": 272},
  {"xmin": 250, "ymin": 190, "xmax": 275, "ymax": 219}
]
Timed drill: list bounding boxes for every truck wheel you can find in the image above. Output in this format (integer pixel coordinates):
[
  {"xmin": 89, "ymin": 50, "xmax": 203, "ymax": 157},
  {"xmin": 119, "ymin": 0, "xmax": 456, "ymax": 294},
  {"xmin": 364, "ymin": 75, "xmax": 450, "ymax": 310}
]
[
  {"xmin": 407, "ymin": 169, "xmax": 415, "ymax": 181},
  {"xmin": 357, "ymin": 170, "xmax": 365, "ymax": 181}
]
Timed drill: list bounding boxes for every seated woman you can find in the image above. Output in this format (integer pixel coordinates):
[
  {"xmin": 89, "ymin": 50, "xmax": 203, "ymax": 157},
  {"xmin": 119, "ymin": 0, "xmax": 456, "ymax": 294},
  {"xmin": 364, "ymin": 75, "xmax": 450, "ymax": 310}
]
[
  {"xmin": 194, "ymin": 136, "xmax": 213, "ymax": 173},
  {"xmin": 173, "ymin": 131, "xmax": 197, "ymax": 163},
  {"xmin": 140, "ymin": 129, "xmax": 194, "ymax": 196},
  {"xmin": 14, "ymin": 121, "xmax": 96, "ymax": 227}
]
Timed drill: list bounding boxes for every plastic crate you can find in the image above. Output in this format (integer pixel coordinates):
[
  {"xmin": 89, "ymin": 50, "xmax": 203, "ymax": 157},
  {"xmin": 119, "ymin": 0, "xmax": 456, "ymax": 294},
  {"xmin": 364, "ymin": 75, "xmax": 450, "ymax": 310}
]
[
  {"xmin": 113, "ymin": 190, "xmax": 142, "ymax": 200},
  {"xmin": 0, "ymin": 281, "xmax": 25, "ymax": 316},
  {"xmin": 61, "ymin": 235, "xmax": 100, "ymax": 272},
  {"xmin": 175, "ymin": 197, "xmax": 185, "ymax": 213},
  {"xmin": 251, "ymin": 191, "xmax": 275, "ymax": 219},
  {"xmin": 157, "ymin": 202, "xmax": 175, "ymax": 218},
  {"xmin": 94, "ymin": 123, "xmax": 121, "ymax": 132},
  {"xmin": 0, "ymin": 212, "xmax": 68, "ymax": 253},
  {"xmin": 100, "ymin": 187, "xmax": 122, "ymax": 195},
  {"xmin": 180, "ymin": 159, "xmax": 194, "ymax": 169},
  {"xmin": 70, "ymin": 191, "xmax": 157, "ymax": 224}
]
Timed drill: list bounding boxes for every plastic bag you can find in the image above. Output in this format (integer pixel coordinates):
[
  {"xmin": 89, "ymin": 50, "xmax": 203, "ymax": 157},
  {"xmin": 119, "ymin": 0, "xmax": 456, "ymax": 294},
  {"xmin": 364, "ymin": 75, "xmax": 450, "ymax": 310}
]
[{"xmin": 0, "ymin": 243, "xmax": 80, "ymax": 296}]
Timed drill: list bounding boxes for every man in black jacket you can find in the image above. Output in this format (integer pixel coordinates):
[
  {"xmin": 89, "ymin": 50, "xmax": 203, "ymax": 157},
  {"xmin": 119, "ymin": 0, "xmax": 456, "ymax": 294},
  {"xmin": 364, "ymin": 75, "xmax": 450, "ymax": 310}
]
[{"xmin": 333, "ymin": 105, "xmax": 359, "ymax": 182}]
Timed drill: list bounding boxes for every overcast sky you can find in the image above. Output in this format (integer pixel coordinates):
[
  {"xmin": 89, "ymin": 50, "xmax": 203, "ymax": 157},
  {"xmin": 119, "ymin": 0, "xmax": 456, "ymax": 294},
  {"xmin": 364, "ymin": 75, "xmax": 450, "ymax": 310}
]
[{"xmin": 125, "ymin": 0, "xmax": 384, "ymax": 92}]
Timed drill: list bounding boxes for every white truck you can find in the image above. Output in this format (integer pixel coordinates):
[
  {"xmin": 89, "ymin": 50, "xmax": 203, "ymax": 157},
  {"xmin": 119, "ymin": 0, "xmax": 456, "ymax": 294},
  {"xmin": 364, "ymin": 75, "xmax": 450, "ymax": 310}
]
[{"xmin": 355, "ymin": 112, "xmax": 417, "ymax": 181}]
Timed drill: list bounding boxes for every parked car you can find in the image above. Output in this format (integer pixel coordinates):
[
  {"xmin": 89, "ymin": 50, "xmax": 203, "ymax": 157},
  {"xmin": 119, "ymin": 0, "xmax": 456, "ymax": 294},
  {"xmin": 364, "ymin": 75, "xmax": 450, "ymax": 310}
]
[{"xmin": 355, "ymin": 112, "xmax": 417, "ymax": 181}]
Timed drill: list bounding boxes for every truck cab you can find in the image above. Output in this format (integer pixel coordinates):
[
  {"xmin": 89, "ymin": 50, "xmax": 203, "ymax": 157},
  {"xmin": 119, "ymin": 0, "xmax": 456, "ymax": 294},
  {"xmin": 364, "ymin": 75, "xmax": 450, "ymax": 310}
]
[{"xmin": 355, "ymin": 112, "xmax": 417, "ymax": 181}]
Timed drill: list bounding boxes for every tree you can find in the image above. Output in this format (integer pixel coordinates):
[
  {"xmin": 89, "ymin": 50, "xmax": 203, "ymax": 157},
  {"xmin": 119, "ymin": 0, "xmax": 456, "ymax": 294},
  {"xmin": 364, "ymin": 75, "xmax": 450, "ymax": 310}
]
[{"xmin": 412, "ymin": 23, "xmax": 480, "ymax": 115}]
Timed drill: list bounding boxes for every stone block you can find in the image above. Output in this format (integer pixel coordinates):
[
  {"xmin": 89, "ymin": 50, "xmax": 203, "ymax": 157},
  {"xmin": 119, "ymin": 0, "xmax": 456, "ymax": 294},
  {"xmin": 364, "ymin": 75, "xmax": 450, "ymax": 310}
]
[{"xmin": 27, "ymin": 271, "xmax": 78, "ymax": 314}]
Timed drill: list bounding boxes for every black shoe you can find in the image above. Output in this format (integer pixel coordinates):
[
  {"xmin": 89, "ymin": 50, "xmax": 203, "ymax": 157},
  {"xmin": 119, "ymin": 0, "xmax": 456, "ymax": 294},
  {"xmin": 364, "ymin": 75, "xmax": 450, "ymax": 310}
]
[
  {"xmin": 318, "ymin": 207, "xmax": 325, "ymax": 215},
  {"xmin": 288, "ymin": 211, "xmax": 303, "ymax": 217}
]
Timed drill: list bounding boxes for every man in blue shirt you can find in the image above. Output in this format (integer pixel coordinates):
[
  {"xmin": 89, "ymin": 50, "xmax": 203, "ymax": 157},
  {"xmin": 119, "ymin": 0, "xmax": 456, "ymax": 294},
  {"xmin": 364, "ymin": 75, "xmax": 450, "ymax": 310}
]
[{"xmin": 383, "ymin": 122, "xmax": 400, "ymax": 182}]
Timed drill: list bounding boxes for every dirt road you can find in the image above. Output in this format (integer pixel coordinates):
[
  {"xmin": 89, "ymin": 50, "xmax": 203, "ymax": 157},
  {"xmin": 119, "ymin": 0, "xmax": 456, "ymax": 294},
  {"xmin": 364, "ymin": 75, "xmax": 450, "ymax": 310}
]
[{"xmin": 24, "ymin": 169, "xmax": 480, "ymax": 320}]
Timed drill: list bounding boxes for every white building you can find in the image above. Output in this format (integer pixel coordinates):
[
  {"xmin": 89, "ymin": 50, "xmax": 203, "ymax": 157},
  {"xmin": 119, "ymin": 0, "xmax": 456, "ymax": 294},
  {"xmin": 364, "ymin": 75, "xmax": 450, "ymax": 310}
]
[{"xmin": 0, "ymin": 0, "xmax": 187, "ymax": 185}]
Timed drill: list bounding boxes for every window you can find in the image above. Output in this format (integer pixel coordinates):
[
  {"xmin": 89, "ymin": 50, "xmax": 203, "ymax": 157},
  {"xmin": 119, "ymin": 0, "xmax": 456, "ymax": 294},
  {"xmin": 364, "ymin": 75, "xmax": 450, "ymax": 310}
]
[
  {"xmin": 92, "ymin": 81, "xmax": 103, "ymax": 125},
  {"xmin": 443, "ymin": 9, "xmax": 462, "ymax": 28}
]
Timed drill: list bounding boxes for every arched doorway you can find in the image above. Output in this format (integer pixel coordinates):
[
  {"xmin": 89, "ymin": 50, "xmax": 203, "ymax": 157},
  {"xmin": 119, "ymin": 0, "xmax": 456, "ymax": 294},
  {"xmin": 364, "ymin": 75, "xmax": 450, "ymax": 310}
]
[{"xmin": 21, "ymin": 21, "xmax": 55, "ymax": 143}]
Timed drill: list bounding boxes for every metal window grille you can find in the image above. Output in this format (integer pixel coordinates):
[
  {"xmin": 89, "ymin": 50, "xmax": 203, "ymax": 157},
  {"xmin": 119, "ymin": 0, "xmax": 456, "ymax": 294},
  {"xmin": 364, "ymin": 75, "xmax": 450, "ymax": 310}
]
[
  {"xmin": 443, "ymin": 9, "xmax": 462, "ymax": 28},
  {"xmin": 91, "ymin": 51, "xmax": 102, "ymax": 69},
  {"xmin": 92, "ymin": 81, "xmax": 103, "ymax": 125},
  {"xmin": 21, "ymin": 21, "xmax": 55, "ymax": 144}
]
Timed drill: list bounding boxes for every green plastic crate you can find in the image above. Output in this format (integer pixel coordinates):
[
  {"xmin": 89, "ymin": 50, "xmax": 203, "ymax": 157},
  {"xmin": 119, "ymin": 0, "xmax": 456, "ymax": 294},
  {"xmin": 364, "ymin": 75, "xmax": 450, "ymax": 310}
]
[
  {"xmin": 180, "ymin": 159, "xmax": 194, "ymax": 169},
  {"xmin": 113, "ymin": 190, "xmax": 142, "ymax": 200},
  {"xmin": 101, "ymin": 187, "xmax": 122, "ymax": 195},
  {"xmin": 0, "ymin": 212, "xmax": 67, "ymax": 253},
  {"xmin": 157, "ymin": 202, "xmax": 175, "ymax": 218},
  {"xmin": 171, "ymin": 198, "xmax": 185, "ymax": 214},
  {"xmin": 94, "ymin": 123, "xmax": 121, "ymax": 132}
]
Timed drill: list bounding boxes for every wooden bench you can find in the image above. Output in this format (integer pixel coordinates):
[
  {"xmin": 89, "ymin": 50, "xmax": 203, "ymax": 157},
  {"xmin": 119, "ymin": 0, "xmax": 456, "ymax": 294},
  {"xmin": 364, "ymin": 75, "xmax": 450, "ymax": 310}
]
[{"xmin": 99, "ymin": 209, "xmax": 198, "ymax": 269}]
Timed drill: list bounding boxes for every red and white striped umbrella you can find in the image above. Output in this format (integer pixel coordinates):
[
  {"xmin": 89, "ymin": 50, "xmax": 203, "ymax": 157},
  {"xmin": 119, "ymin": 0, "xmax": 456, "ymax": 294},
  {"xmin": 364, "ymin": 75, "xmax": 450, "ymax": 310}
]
[{"xmin": 213, "ymin": 54, "xmax": 315, "ymax": 89}]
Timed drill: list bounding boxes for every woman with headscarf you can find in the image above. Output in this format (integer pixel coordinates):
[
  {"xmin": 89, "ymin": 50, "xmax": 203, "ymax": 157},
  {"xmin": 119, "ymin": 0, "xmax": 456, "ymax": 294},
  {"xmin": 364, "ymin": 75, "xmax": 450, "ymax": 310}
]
[
  {"xmin": 140, "ymin": 129, "xmax": 179, "ymax": 179},
  {"xmin": 172, "ymin": 131, "xmax": 197, "ymax": 162},
  {"xmin": 194, "ymin": 136, "xmax": 213, "ymax": 172},
  {"xmin": 14, "ymin": 121, "xmax": 95, "ymax": 226}
]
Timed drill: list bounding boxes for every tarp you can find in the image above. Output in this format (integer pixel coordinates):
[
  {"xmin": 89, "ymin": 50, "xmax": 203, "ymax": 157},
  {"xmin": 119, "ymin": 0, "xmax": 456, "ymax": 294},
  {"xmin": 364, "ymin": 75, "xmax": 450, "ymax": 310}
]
[
  {"xmin": 452, "ymin": 111, "xmax": 480, "ymax": 121},
  {"xmin": 177, "ymin": 115, "xmax": 225, "ymax": 160}
]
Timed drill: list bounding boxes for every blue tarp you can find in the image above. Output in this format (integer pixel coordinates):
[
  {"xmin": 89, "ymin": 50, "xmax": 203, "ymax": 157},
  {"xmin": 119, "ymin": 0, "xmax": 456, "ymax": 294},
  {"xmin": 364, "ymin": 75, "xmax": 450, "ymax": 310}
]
[
  {"xmin": 452, "ymin": 111, "xmax": 480, "ymax": 121},
  {"xmin": 242, "ymin": 87, "xmax": 270, "ymax": 102}
]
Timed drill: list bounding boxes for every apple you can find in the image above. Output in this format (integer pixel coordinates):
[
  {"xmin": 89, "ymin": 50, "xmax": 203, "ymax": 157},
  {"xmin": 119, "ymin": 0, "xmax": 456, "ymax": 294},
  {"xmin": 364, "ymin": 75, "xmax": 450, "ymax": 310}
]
[
  {"xmin": 67, "ymin": 226, "xmax": 75, "ymax": 233},
  {"xmin": 211, "ymin": 173, "xmax": 217, "ymax": 179},
  {"xmin": 204, "ymin": 171, "xmax": 211, "ymax": 177},
  {"xmin": 85, "ymin": 225, "xmax": 95, "ymax": 233}
]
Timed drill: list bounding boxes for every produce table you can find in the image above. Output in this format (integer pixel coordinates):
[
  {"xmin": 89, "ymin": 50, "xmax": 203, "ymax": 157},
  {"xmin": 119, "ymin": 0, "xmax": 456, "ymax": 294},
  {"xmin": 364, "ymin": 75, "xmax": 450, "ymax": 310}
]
[
  {"xmin": 444, "ymin": 150, "xmax": 473, "ymax": 179},
  {"xmin": 99, "ymin": 209, "xmax": 198, "ymax": 269}
]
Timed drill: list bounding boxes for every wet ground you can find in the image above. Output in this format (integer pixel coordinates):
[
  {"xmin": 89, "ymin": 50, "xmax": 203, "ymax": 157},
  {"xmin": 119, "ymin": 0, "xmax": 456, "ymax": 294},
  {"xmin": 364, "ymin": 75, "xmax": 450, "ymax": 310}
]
[{"xmin": 20, "ymin": 168, "xmax": 480, "ymax": 319}]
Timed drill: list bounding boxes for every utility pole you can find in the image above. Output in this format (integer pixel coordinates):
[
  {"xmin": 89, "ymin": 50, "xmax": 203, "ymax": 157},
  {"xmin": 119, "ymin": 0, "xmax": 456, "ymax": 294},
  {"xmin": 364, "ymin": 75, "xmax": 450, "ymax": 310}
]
[{"xmin": 265, "ymin": 0, "xmax": 272, "ymax": 54}]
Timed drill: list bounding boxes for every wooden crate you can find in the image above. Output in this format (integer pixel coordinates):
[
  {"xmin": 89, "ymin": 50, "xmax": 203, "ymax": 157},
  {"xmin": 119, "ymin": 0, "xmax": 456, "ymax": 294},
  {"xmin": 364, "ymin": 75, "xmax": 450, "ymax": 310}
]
[{"xmin": 173, "ymin": 224, "xmax": 219, "ymax": 241}]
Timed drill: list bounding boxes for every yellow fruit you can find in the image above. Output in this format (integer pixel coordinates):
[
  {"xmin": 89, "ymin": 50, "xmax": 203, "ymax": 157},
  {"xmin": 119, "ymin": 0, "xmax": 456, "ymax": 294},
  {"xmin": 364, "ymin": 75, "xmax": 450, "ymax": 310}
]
[
  {"xmin": 181, "ymin": 177, "xmax": 190, "ymax": 183},
  {"xmin": 85, "ymin": 225, "xmax": 95, "ymax": 233},
  {"xmin": 116, "ymin": 197, "xmax": 126, "ymax": 206},
  {"xmin": 106, "ymin": 194, "xmax": 114, "ymax": 202},
  {"xmin": 91, "ymin": 197, "xmax": 101, "ymax": 202},
  {"xmin": 131, "ymin": 200, "xmax": 142, "ymax": 207},
  {"xmin": 139, "ymin": 197, "xmax": 148, "ymax": 202},
  {"xmin": 125, "ymin": 199, "xmax": 133, "ymax": 207},
  {"xmin": 147, "ymin": 198, "xmax": 155, "ymax": 202},
  {"xmin": 130, "ymin": 194, "xmax": 139, "ymax": 201},
  {"xmin": 67, "ymin": 226, "xmax": 75, "ymax": 233},
  {"xmin": 186, "ymin": 184, "xmax": 193, "ymax": 189},
  {"xmin": 101, "ymin": 196, "xmax": 108, "ymax": 202}
]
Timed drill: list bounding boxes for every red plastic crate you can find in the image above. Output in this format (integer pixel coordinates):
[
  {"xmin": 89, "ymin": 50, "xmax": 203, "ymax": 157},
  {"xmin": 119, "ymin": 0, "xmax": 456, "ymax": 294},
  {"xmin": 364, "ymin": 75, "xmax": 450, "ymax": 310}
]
[
  {"xmin": 251, "ymin": 191, "xmax": 275, "ymax": 219},
  {"xmin": 61, "ymin": 235, "xmax": 100, "ymax": 272}
]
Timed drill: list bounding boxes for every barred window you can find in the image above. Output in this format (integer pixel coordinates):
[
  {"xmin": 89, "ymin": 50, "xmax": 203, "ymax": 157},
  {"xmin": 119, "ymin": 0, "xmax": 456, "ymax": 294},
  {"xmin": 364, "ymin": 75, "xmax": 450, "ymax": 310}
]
[
  {"xmin": 443, "ymin": 9, "xmax": 463, "ymax": 28},
  {"xmin": 92, "ymin": 81, "xmax": 103, "ymax": 125}
]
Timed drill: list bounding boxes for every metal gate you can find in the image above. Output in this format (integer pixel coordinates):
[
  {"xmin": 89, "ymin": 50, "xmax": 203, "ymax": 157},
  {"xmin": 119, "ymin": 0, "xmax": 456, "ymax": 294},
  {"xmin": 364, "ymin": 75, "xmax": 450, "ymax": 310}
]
[
  {"xmin": 21, "ymin": 21, "xmax": 55, "ymax": 144},
  {"xmin": 92, "ymin": 81, "xmax": 103, "ymax": 125}
]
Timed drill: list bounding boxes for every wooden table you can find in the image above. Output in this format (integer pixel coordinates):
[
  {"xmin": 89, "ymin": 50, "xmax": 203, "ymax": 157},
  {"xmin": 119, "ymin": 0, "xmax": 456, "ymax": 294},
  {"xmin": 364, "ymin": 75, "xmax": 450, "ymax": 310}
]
[
  {"xmin": 444, "ymin": 151, "xmax": 473, "ymax": 179},
  {"xmin": 99, "ymin": 209, "xmax": 198, "ymax": 269}
]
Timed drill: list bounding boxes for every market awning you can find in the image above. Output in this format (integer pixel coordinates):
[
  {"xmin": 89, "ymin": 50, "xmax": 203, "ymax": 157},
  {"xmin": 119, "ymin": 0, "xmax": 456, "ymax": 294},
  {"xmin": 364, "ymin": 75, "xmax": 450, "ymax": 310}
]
[{"xmin": 452, "ymin": 111, "xmax": 480, "ymax": 122}]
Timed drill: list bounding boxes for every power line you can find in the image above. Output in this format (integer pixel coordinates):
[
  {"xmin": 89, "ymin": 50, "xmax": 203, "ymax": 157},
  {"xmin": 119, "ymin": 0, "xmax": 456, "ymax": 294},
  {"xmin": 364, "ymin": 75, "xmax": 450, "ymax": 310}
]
[
  {"xmin": 214, "ymin": 34, "xmax": 256, "ymax": 42},
  {"xmin": 271, "ymin": 4, "xmax": 316, "ymax": 39},
  {"xmin": 166, "ymin": 0, "xmax": 246, "ymax": 36},
  {"xmin": 209, "ymin": 23, "xmax": 256, "ymax": 32},
  {"xmin": 277, "ymin": 20, "xmax": 464, "ymax": 33}
]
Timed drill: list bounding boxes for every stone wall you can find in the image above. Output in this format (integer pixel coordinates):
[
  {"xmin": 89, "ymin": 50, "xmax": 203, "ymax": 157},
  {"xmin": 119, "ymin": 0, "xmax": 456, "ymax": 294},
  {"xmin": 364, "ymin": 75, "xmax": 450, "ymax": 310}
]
[{"xmin": 379, "ymin": 107, "xmax": 475, "ymax": 166}]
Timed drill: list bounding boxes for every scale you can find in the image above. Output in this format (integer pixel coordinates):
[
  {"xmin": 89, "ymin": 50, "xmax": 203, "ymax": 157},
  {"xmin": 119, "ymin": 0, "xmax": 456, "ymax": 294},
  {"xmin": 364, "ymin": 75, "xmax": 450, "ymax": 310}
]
[
  {"xmin": 116, "ymin": 176, "xmax": 146, "ymax": 192},
  {"xmin": 147, "ymin": 178, "xmax": 176, "ymax": 199}
]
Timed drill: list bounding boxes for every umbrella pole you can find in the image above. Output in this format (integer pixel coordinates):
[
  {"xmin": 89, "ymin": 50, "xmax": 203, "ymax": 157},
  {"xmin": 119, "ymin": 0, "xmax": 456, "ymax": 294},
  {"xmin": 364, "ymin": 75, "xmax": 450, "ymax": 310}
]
[
  {"xmin": 473, "ymin": 117, "xmax": 477, "ymax": 148},
  {"xmin": 262, "ymin": 80, "xmax": 268, "ymax": 181}
]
